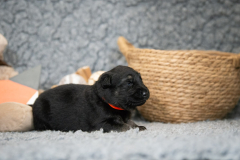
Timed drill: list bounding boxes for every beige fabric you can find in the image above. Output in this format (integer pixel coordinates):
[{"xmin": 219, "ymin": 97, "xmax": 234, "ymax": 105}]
[
  {"xmin": 0, "ymin": 34, "xmax": 18, "ymax": 80},
  {"xmin": 0, "ymin": 66, "xmax": 18, "ymax": 80},
  {"xmin": 88, "ymin": 71, "xmax": 105, "ymax": 85},
  {"xmin": 0, "ymin": 102, "xmax": 34, "ymax": 132},
  {"xmin": 0, "ymin": 34, "xmax": 8, "ymax": 60}
]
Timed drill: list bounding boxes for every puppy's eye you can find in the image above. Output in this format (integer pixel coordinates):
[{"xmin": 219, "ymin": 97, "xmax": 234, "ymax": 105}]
[{"xmin": 127, "ymin": 82, "xmax": 133, "ymax": 86}]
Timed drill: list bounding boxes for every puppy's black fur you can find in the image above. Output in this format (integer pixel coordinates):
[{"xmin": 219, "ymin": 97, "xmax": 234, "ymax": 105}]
[{"xmin": 33, "ymin": 66, "xmax": 149, "ymax": 132}]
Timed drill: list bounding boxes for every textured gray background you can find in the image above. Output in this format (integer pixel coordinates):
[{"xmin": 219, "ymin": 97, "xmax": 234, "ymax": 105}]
[
  {"xmin": 0, "ymin": 0, "xmax": 240, "ymax": 89},
  {"xmin": 1, "ymin": 1, "xmax": 240, "ymax": 159}
]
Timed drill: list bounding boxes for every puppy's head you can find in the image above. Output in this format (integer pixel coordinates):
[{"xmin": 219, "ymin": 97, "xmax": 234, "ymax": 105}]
[{"xmin": 95, "ymin": 65, "xmax": 149, "ymax": 110}]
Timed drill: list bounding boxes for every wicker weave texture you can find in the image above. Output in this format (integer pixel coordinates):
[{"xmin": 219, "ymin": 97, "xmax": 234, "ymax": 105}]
[{"xmin": 118, "ymin": 37, "xmax": 240, "ymax": 123}]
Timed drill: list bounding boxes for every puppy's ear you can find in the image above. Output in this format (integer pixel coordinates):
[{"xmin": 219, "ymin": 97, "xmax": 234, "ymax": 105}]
[{"xmin": 100, "ymin": 73, "xmax": 112, "ymax": 89}]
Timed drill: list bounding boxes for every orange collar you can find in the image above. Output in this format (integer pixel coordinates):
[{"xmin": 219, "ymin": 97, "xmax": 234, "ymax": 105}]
[
  {"xmin": 108, "ymin": 103, "xmax": 124, "ymax": 110},
  {"xmin": 102, "ymin": 97, "xmax": 124, "ymax": 110}
]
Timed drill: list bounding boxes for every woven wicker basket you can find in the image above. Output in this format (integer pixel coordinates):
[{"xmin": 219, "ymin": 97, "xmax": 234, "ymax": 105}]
[{"xmin": 118, "ymin": 36, "xmax": 240, "ymax": 123}]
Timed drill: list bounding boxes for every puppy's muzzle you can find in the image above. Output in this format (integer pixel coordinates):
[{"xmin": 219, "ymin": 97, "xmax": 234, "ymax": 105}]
[{"xmin": 136, "ymin": 88, "xmax": 149, "ymax": 100}]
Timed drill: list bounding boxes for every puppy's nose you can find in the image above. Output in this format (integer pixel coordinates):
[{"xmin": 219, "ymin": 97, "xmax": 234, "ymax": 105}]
[
  {"xmin": 141, "ymin": 90, "xmax": 149, "ymax": 98},
  {"xmin": 142, "ymin": 91, "xmax": 147, "ymax": 97}
]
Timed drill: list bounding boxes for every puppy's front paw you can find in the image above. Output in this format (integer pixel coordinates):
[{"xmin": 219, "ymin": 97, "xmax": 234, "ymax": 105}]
[{"xmin": 138, "ymin": 126, "xmax": 146, "ymax": 131}]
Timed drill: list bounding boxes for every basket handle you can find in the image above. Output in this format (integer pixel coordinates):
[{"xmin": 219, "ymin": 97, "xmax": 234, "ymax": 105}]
[
  {"xmin": 117, "ymin": 37, "xmax": 135, "ymax": 57},
  {"xmin": 207, "ymin": 52, "xmax": 240, "ymax": 69},
  {"xmin": 232, "ymin": 54, "xmax": 240, "ymax": 69}
]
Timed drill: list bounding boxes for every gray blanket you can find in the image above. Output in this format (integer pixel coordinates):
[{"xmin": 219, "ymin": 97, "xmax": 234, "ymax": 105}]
[{"xmin": 1, "ymin": 119, "xmax": 240, "ymax": 160}]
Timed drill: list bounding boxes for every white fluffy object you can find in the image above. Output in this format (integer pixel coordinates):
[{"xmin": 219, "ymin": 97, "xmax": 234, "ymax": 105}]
[{"xmin": 59, "ymin": 73, "xmax": 87, "ymax": 85}]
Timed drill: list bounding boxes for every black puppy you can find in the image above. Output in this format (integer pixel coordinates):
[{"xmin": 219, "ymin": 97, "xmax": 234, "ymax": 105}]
[{"xmin": 33, "ymin": 66, "xmax": 149, "ymax": 132}]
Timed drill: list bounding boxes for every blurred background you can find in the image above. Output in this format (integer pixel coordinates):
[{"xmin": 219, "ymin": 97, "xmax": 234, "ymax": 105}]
[{"xmin": 0, "ymin": 0, "xmax": 240, "ymax": 89}]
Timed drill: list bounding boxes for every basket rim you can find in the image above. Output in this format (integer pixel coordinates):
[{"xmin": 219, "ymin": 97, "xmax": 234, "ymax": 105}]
[
  {"xmin": 118, "ymin": 36, "xmax": 240, "ymax": 68},
  {"xmin": 128, "ymin": 48, "xmax": 237, "ymax": 58}
]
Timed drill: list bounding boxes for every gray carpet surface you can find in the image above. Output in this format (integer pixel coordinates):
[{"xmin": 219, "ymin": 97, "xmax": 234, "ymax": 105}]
[{"xmin": 0, "ymin": 119, "xmax": 240, "ymax": 160}]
